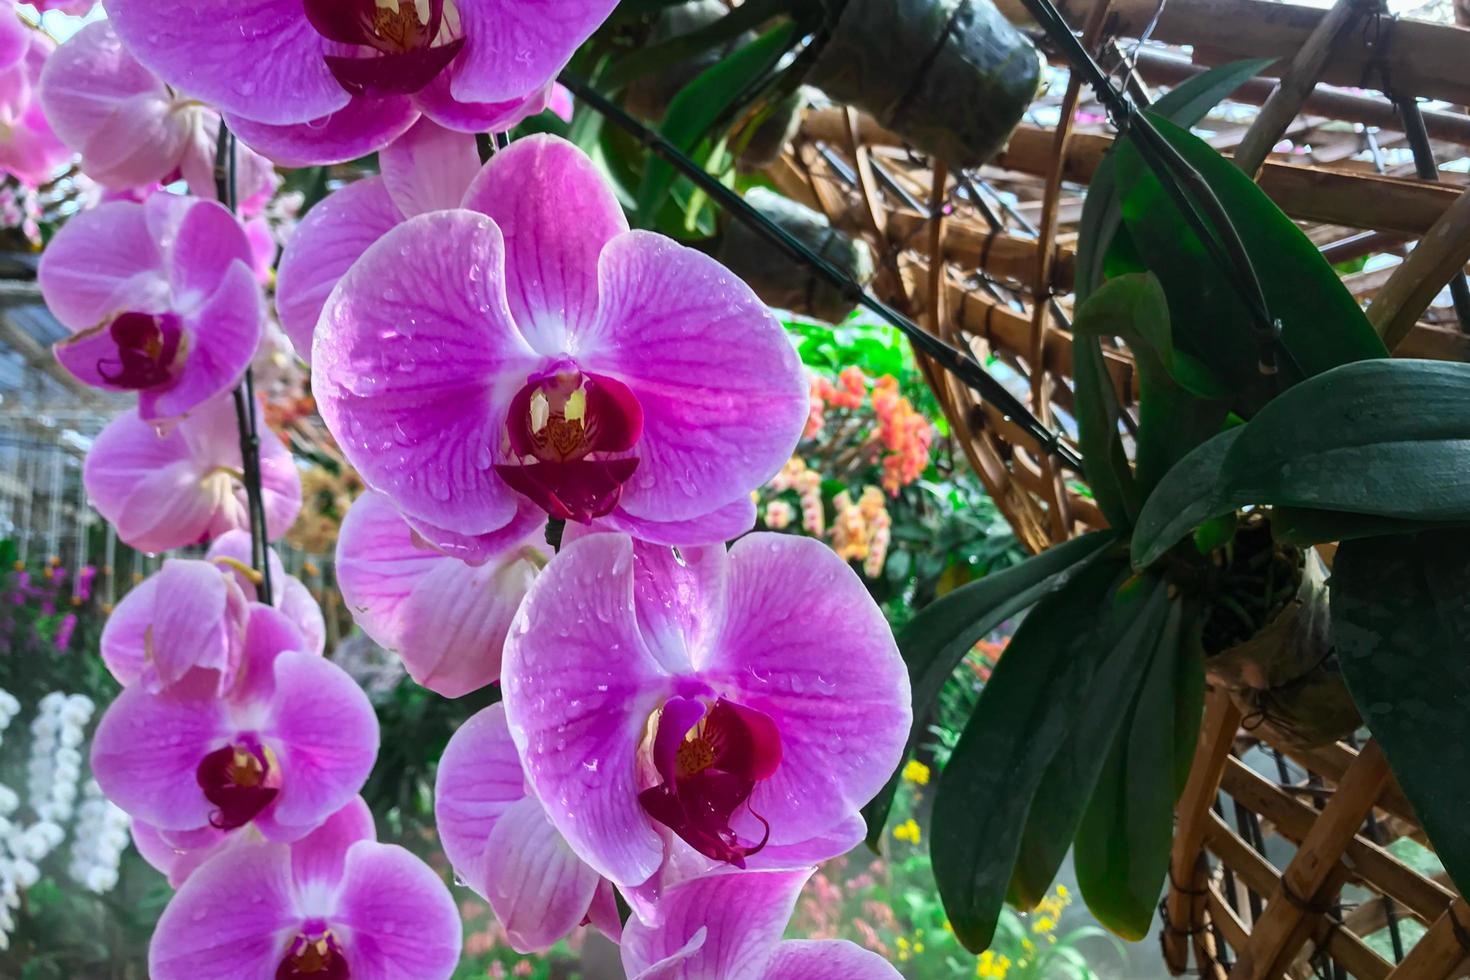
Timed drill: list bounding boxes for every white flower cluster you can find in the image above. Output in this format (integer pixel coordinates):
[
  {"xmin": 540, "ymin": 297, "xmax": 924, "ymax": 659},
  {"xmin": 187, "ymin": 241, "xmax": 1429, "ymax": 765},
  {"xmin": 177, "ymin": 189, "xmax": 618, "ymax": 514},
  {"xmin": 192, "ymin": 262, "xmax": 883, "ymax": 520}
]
[
  {"xmin": 0, "ymin": 690, "xmax": 107, "ymax": 950},
  {"xmin": 67, "ymin": 780, "xmax": 130, "ymax": 895}
]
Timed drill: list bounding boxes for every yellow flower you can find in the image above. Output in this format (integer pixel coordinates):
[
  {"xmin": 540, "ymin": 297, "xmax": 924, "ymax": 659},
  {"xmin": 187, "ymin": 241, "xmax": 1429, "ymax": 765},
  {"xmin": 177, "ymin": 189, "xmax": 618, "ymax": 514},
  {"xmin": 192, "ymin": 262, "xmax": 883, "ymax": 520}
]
[
  {"xmin": 892, "ymin": 818, "xmax": 921, "ymax": 845},
  {"xmin": 1022, "ymin": 938, "xmax": 1036, "ymax": 953},
  {"xmin": 902, "ymin": 760, "xmax": 931, "ymax": 785},
  {"xmin": 913, "ymin": 943, "xmax": 925, "ymax": 954},
  {"xmin": 897, "ymin": 938, "xmax": 910, "ymax": 951},
  {"xmin": 976, "ymin": 951, "xmax": 1012, "ymax": 978},
  {"xmin": 1033, "ymin": 915, "xmax": 1057, "ymax": 935},
  {"xmin": 1055, "ymin": 885, "xmax": 1069, "ymax": 899}
]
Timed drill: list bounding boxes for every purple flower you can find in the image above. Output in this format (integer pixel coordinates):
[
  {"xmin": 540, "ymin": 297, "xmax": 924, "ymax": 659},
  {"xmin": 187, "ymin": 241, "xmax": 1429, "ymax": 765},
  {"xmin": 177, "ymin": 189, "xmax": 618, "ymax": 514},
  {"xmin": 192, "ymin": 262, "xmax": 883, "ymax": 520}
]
[
  {"xmin": 38, "ymin": 21, "xmax": 277, "ymax": 201},
  {"xmin": 621, "ymin": 868, "xmax": 901, "ymax": 979},
  {"xmin": 435, "ymin": 703, "xmax": 621, "ymax": 952},
  {"xmin": 83, "ymin": 395, "xmax": 300, "ymax": 554},
  {"xmin": 52, "ymin": 613, "xmax": 77, "ymax": 651},
  {"xmin": 206, "ymin": 531, "xmax": 327, "ymax": 656},
  {"xmin": 41, "ymin": 194, "xmax": 263, "ymax": 422},
  {"xmin": 75, "ymin": 565, "xmax": 98, "ymax": 602},
  {"xmin": 315, "ymin": 135, "xmax": 806, "ymax": 547},
  {"xmin": 500, "ymin": 532, "xmax": 910, "ymax": 889},
  {"xmin": 106, "ymin": 0, "xmax": 614, "ymax": 164},
  {"xmin": 148, "ymin": 796, "xmax": 461, "ymax": 979},
  {"xmin": 336, "ymin": 490, "xmax": 543, "ymax": 697},
  {"xmin": 0, "ymin": 31, "xmax": 70, "ymax": 188},
  {"xmin": 276, "ymin": 117, "xmax": 479, "ymax": 358},
  {"xmin": 100, "ymin": 558, "xmax": 251, "ymax": 694},
  {"xmin": 92, "ymin": 604, "xmax": 377, "ymax": 842}
]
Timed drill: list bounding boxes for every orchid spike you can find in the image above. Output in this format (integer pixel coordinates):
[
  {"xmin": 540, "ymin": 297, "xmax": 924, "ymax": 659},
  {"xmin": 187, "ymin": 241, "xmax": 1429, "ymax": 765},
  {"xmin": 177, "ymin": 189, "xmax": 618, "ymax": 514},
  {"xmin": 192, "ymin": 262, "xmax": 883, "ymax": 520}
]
[
  {"xmin": 105, "ymin": 0, "xmax": 614, "ymax": 163},
  {"xmin": 435, "ymin": 703, "xmax": 621, "ymax": 952},
  {"xmin": 83, "ymin": 395, "xmax": 300, "ymax": 554},
  {"xmin": 314, "ymin": 135, "xmax": 805, "ymax": 547},
  {"xmin": 91, "ymin": 604, "xmax": 377, "ymax": 842},
  {"xmin": 622, "ymin": 867, "xmax": 902, "ymax": 980},
  {"xmin": 500, "ymin": 531, "xmax": 910, "ymax": 889},
  {"xmin": 149, "ymin": 797, "xmax": 461, "ymax": 979},
  {"xmin": 41, "ymin": 194, "xmax": 263, "ymax": 422}
]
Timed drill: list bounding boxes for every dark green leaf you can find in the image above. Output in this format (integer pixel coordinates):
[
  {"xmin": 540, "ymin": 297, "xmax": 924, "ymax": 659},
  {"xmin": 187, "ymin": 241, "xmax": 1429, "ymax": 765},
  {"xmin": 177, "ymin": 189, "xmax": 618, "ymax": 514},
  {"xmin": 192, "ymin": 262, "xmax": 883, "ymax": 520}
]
[
  {"xmin": 1269, "ymin": 507, "xmax": 1465, "ymax": 547},
  {"xmin": 932, "ymin": 558, "xmax": 1142, "ymax": 951},
  {"xmin": 1113, "ymin": 116, "xmax": 1386, "ymax": 410},
  {"xmin": 635, "ymin": 22, "xmax": 797, "ymax": 221},
  {"xmin": 1074, "ymin": 598, "xmax": 1188, "ymax": 939},
  {"xmin": 605, "ymin": 0, "xmax": 791, "ymax": 89},
  {"xmin": 1008, "ymin": 579, "xmax": 1173, "ymax": 910},
  {"xmin": 862, "ymin": 531, "xmax": 1119, "ymax": 845},
  {"xmin": 1133, "ymin": 359, "xmax": 1470, "ymax": 567},
  {"xmin": 1072, "ymin": 332, "xmax": 1138, "ymax": 529},
  {"xmin": 1074, "ymin": 59, "xmax": 1273, "ymax": 301},
  {"xmin": 1331, "ymin": 529, "xmax": 1470, "ymax": 896}
]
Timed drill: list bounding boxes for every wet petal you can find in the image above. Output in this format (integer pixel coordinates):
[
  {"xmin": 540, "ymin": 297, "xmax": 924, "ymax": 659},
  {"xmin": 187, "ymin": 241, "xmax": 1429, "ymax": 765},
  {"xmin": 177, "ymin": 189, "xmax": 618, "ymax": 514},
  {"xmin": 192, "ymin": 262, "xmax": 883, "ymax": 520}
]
[
  {"xmin": 314, "ymin": 209, "xmax": 536, "ymax": 535},
  {"xmin": 598, "ymin": 494, "xmax": 757, "ymax": 549},
  {"xmin": 108, "ymin": 0, "xmax": 348, "ymax": 125},
  {"xmin": 433, "ymin": 703, "xmax": 524, "ymax": 892},
  {"xmin": 130, "ymin": 819, "xmax": 239, "ymax": 888},
  {"xmin": 413, "ymin": 73, "xmax": 550, "ymax": 133},
  {"xmin": 150, "ymin": 195, "xmax": 255, "ymax": 311},
  {"xmin": 226, "ymin": 95, "xmax": 419, "ymax": 167},
  {"xmin": 148, "ymin": 841, "xmax": 298, "ymax": 980},
  {"xmin": 582, "ymin": 231, "xmax": 807, "ymax": 523},
  {"xmin": 289, "ymin": 796, "xmax": 376, "ymax": 892},
  {"xmin": 621, "ymin": 868, "xmax": 810, "ymax": 980},
  {"xmin": 144, "ymin": 558, "xmax": 247, "ymax": 693},
  {"xmin": 38, "ymin": 201, "xmax": 166, "ymax": 331},
  {"xmin": 501, "ymin": 533, "xmax": 671, "ymax": 887},
  {"xmin": 452, "ymin": 0, "xmax": 617, "ymax": 104},
  {"xmin": 378, "ymin": 117, "xmax": 478, "ymax": 217},
  {"xmin": 461, "ymin": 134, "xmax": 627, "ymax": 353},
  {"xmin": 141, "ymin": 262, "xmax": 263, "ymax": 423},
  {"xmin": 333, "ymin": 841, "xmax": 462, "ymax": 979},
  {"xmin": 762, "ymin": 941, "xmax": 903, "ymax": 980},
  {"xmin": 484, "ymin": 795, "xmax": 601, "ymax": 953},
  {"xmin": 703, "ymin": 534, "xmax": 909, "ymax": 846}
]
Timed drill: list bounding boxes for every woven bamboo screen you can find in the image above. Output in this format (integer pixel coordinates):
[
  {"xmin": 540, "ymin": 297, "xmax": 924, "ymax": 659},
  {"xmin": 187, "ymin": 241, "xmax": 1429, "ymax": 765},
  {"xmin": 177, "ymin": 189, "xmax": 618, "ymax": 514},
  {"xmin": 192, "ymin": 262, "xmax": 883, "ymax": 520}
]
[{"xmin": 765, "ymin": 0, "xmax": 1470, "ymax": 975}]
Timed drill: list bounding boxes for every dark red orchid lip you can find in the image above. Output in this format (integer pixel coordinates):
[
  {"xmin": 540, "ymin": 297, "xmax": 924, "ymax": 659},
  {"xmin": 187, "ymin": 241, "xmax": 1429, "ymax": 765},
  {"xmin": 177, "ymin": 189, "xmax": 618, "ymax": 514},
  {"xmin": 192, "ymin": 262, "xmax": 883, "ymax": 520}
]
[
  {"xmin": 197, "ymin": 740, "xmax": 278, "ymax": 831},
  {"xmin": 495, "ymin": 457, "xmax": 639, "ymax": 523},
  {"xmin": 325, "ymin": 38, "xmax": 464, "ymax": 97},
  {"xmin": 95, "ymin": 310, "xmax": 184, "ymax": 390}
]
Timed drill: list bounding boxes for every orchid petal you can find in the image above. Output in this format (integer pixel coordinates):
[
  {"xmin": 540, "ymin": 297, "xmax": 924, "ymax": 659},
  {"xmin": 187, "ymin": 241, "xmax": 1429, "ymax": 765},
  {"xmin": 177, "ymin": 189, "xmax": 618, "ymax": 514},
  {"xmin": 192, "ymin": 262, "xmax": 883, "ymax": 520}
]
[
  {"xmin": 289, "ymin": 796, "xmax": 376, "ymax": 892},
  {"xmin": 226, "ymin": 95, "xmax": 419, "ymax": 168},
  {"xmin": 333, "ymin": 841, "xmax": 462, "ymax": 980},
  {"xmin": 413, "ymin": 73, "xmax": 550, "ymax": 133},
  {"xmin": 452, "ymin": 0, "xmax": 618, "ymax": 104},
  {"xmin": 433, "ymin": 703, "xmax": 524, "ymax": 891},
  {"xmin": 598, "ymin": 494, "xmax": 757, "ymax": 549},
  {"xmin": 762, "ymin": 941, "xmax": 903, "ymax": 980},
  {"xmin": 379, "ymin": 117, "xmax": 479, "ymax": 218},
  {"xmin": 38, "ymin": 201, "xmax": 166, "ymax": 331},
  {"xmin": 484, "ymin": 795, "xmax": 602, "ymax": 953},
  {"xmin": 141, "ymin": 261, "xmax": 263, "ymax": 423}
]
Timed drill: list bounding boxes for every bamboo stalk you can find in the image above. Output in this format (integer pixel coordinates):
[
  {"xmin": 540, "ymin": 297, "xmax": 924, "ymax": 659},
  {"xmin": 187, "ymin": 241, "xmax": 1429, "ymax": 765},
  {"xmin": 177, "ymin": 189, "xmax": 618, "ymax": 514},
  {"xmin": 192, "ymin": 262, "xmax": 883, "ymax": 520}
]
[
  {"xmin": 1382, "ymin": 901, "xmax": 1470, "ymax": 979},
  {"xmin": 1368, "ymin": 185, "xmax": 1470, "ymax": 348}
]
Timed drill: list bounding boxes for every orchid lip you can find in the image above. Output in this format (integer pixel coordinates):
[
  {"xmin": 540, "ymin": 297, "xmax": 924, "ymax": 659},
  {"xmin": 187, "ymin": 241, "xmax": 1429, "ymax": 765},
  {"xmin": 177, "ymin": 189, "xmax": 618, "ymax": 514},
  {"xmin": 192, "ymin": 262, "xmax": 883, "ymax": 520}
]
[
  {"xmin": 94, "ymin": 311, "xmax": 185, "ymax": 390},
  {"xmin": 306, "ymin": 0, "xmax": 464, "ymax": 96},
  {"xmin": 276, "ymin": 927, "xmax": 349, "ymax": 979},
  {"xmin": 196, "ymin": 737, "xmax": 280, "ymax": 831},
  {"xmin": 637, "ymin": 696, "xmax": 782, "ymax": 867}
]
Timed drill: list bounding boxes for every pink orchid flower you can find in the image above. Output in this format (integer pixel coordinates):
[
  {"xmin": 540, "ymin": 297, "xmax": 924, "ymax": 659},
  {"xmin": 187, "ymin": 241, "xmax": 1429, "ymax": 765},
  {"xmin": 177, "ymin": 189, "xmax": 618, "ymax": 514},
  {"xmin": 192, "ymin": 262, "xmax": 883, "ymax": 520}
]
[
  {"xmin": 105, "ymin": 0, "xmax": 615, "ymax": 165},
  {"xmin": 435, "ymin": 702, "xmax": 621, "ymax": 952},
  {"xmin": 622, "ymin": 868, "xmax": 902, "ymax": 980},
  {"xmin": 40, "ymin": 193, "xmax": 263, "ymax": 421},
  {"xmin": 336, "ymin": 490, "xmax": 543, "ymax": 698},
  {"xmin": 99, "ymin": 557, "xmax": 251, "ymax": 694},
  {"xmin": 314, "ymin": 135, "xmax": 806, "ymax": 547},
  {"xmin": 0, "ymin": 29, "xmax": 69, "ymax": 188},
  {"xmin": 276, "ymin": 117, "xmax": 478, "ymax": 358},
  {"xmin": 92, "ymin": 603, "xmax": 377, "ymax": 844},
  {"xmin": 149, "ymin": 795, "xmax": 461, "ymax": 979},
  {"xmin": 102, "ymin": 534, "xmax": 325, "ymax": 698},
  {"xmin": 83, "ymin": 395, "xmax": 300, "ymax": 553},
  {"xmin": 39, "ymin": 21, "xmax": 277, "ymax": 202},
  {"xmin": 500, "ymin": 532, "xmax": 910, "ymax": 890}
]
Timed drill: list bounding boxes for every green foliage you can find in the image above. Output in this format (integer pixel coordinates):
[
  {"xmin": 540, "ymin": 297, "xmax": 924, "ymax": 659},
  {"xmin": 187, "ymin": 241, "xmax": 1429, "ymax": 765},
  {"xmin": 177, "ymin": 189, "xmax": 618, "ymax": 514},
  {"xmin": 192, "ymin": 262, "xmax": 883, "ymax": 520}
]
[{"xmin": 1331, "ymin": 530, "xmax": 1470, "ymax": 898}]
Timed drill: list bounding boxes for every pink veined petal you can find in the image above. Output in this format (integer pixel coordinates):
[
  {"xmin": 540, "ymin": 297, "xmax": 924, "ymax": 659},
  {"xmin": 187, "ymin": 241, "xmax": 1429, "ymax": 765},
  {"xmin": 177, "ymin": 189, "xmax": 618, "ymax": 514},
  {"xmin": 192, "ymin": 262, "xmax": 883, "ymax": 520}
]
[
  {"xmin": 586, "ymin": 878, "xmax": 623, "ymax": 943},
  {"xmin": 107, "ymin": 0, "xmax": 348, "ymax": 125},
  {"xmin": 549, "ymin": 83, "xmax": 574, "ymax": 122},
  {"xmin": 402, "ymin": 500, "xmax": 545, "ymax": 566},
  {"xmin": 378, "ymin": 116, "xmax": 479, "ymax": 218},
  {"xmin": 140, "ymin": 261, "xmax": 263, "ymax": 423},
  {"xmin": 313, "ymin": 209, "xmax": 537, "ymax": 535},
  {"xmin": 255, "ymin": 412, "xmax": 303, "ymax": 543},
  {"xmin": 630, "ymin": 541, "xmax": 724, "ymax": 675},
  {"xmin": 581, "ymin": 231, "xmax": 808, "ymax": 523},
  {"xmin": 244, "ymin": 216, "xmax": 276, "ymax": 284},
  {"xmin": 0, "ymin": 41, "xmax": 71, "ymax": 188},
  {"xmin": 483, "ymin": 795, "xmax": 602, "ymax": 953},
  {"xmin": 289, "ymin": 796, "xmax": 376, "ymax": 893},
  {"xmin": 502, "ymin": 533, "xmax": 673, "ymax": 887},
  {"xmin": 176, "ymin": 109, "xmax": 279, "ymax": 212},
  {"xmin": 230, "ymin": 603, "xmax": 307, "ymax": 710},
  {"xmin": 205, "ymin": 530, "xmax": 284, "ymax": 597},
  {"xmin": 0, "ymin": 10, "xmax": 28, "ymax": 73},
  {"xmin": 598, "ymin": 494, "xmax": 757, "ymax": 549},
  {"xmin": 148, "ymin": 841, "xmax": 299, "ymax": 980},
  {"xmin": 335, "ymin": 490, "xmax": 441, "ymax": 648},
  {"xmin": 225, "ymin": 94, "xmax": 418, "ymax": 168},
  {"xmin": 762, "ymin": 941, "xmax": 903, "ymax": 980},
  {"xmin": 621, "ymin": 868, "xmax": 812, "ymax": 980},
  {"xmin": 83, "ymin": 408, "xmax": 233, "ymax": 553},
  {"xmin": 260, "ymin": 651, "xmax": 379, "ymax": 831},
  {"xmin": 742, "ymin": 813, "xmax": 865, "ymax": 871},
  {"xmin": 148, "ymin": 194, "xmax": 254, "ymax": 306},
  {"xmin": 460, "ymin": 134, "xmax": 628, "ymax": 354},
  {"xmin": 703, "ymin": 534, "xmax": 910, "ymax": 847},
  {"xmin": 144, "ymin": 558, "xmax": 246, "ymax": 694},
  {"xmin": 37, "ymin": 201, "xmax": 167, "ymax": 331},
  {"xmin": 452, "ymin": 0, "xmax": 618, "ymax": 105},
  {"xmin": 412, "ymin": 71, "xmax": 549, "ymax": 133},
  {"xmin": 98, "ymin": 573, "xmax": 156, "ymax": 686},
  {"xmin": 277, "ymin": 576, "xmax": 327, "ymax": 657},
  {"xmin": 275, "ymin": 176, "xmax": 402, "ymax": 358},
  {"xmin": 332, "ymin": 841, "xmax": 462, "ymax": 980},
  {"xmin": 37, "ymin": 21, "xmax": 189, "ymax": 189},
  {"xmin": 130, "ymin": 819, "xmax": 242, "ymax": 888},
  {"xmin": 90, "ymin": 685, "xmax": 231, "ymax": 831},
  {"xmin": 433, "ymin": 703, "xmax": 525, "ymax": 894}
]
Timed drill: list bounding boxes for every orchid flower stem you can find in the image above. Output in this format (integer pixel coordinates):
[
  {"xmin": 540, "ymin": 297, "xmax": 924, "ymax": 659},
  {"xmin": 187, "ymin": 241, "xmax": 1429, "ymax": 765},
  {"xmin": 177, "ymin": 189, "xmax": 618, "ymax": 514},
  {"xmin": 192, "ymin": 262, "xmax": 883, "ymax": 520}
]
[
  {"xmin": 215, "ymin": 120, "xmax": 274, "ymax": 605},
  {"xmin": 557, "ymin": 73, "xmax": 1084, "ymax": 473}
]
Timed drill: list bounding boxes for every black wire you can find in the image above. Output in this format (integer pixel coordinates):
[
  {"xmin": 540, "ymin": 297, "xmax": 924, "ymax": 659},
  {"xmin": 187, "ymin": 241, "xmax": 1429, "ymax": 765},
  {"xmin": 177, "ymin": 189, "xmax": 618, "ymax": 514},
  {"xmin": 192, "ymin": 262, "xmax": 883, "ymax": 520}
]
[
  {"xmin": 1393, "ymin": 94, "xmax": 1470, "ymax": 332},
  {"xmin": 558, "ymin": 73, "xmax": 1085, "ymax": 472}
]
